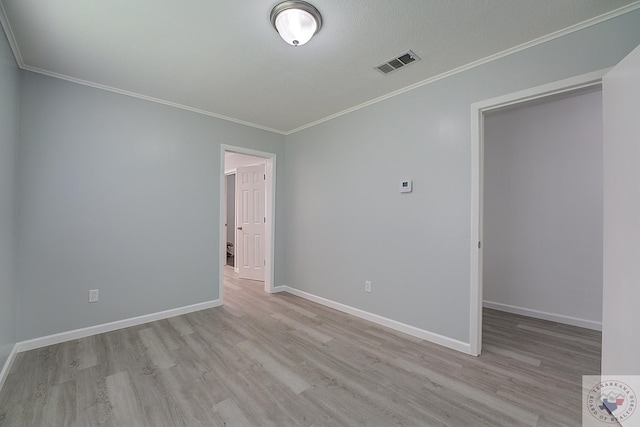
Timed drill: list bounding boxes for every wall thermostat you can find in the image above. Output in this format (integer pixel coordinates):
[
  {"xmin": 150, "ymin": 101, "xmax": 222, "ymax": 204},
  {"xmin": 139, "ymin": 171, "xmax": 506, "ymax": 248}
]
[{"xmin": 400, "ymin": 180, "xmax": 413, "ymax": 193}]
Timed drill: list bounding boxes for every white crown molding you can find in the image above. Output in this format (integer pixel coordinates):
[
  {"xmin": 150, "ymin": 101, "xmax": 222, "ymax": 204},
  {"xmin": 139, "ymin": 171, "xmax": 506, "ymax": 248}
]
[
  {"xmin": 0, "ymin": 0, "xmax": 23, "ymax": 66},
  {"xmin": 0, "ymin": 3, "xmax": 285, "ymax": 136},
  {"xmin": 20, "ymin": 64, "xmax": 286, "ymax": 135},
  {"xmin": 14, "ymin": 299, "xmax": 221, "ymax": 353},
  {"xmin": 1, "ymin": 1, "xmax": 639, "ymax": 135},
  {"xmin": 283, "ymin": 286, "xmax": 471, "ymax": 355},
  {"xmin": 285, "ymin": 1, "xmax": 640, "ymax": 135}
]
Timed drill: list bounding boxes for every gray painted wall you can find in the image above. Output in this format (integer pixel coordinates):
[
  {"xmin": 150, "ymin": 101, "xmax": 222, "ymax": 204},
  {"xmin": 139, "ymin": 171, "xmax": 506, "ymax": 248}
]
[
  {"xmin": 15, "ymin": 72, "xmax": 285, "ymax": 340},
  {"xmin": 284, "ymin": 10, "xmax": 640, "ymax": 344},
  {"xmin": 0, "ymin": 27, "xmax": 19, "ymax": 371},
  {"xmin": 483, "ymin": 90, "xmax": 603, "ymax": 325}
]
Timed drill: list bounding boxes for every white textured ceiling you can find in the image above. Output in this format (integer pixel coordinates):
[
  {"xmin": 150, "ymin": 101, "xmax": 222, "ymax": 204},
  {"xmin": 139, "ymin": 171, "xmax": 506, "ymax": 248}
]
[{"xmin": 0, "ymin": 0, "xmax": 637, "ymax": 133}]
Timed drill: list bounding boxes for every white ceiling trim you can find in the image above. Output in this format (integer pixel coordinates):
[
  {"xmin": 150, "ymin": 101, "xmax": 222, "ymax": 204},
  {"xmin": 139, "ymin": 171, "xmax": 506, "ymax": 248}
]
[
  {"xmin": 1, "ymin": 1, "xmax": 639, "ymax": 135},
  {"xmin": 0, "ymin": 0, "xmax": 285, "ymax": 135},
  {"xmin": 18, "ymin": 63, "xmax": 286, "ymax": 135},
  {"xmin": 285, "ymin": 1, "xmax": 640, "ymax": 135},
  {"xmin": 0, "ymin": 0, "xmax": 22, "ymax": 66}
]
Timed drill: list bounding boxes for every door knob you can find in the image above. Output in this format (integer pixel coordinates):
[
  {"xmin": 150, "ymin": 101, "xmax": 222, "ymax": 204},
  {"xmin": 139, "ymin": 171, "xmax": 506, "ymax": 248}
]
[{"xmin": 237, "ymin": 227, "xmax": 243, "ymax": 230}]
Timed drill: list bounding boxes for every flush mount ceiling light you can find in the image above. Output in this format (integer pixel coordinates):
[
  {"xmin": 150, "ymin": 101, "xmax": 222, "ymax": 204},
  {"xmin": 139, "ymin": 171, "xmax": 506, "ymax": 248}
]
[{"xmin": 270, "ymin": 1, "xmax": 322, "ymax": 47}]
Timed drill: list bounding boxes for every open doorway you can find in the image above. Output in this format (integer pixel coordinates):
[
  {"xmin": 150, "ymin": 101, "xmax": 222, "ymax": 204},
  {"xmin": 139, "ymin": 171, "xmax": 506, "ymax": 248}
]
[
  {"xmin": 469, "ymin": 69, "xmax": 607, "ymax": 356},
  {"xmin": 225, "ymin": 172, "xmax": 236, "ymax": 267},
  {"xmin": 482, "ymin": 85, "xmax": 603, "ymax": 326},
  {"xmin": 220, "ymin": 145, "xmax": 277, "ymax": 304}
]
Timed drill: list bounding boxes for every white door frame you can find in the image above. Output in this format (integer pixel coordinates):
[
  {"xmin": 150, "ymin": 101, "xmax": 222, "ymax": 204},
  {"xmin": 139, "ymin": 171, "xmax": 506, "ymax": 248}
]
[
  {"xmin": 468, "ymin": 68, "xmax": 608, "ymax": 356},
  {"xmin": 220, "ymin": 145, "xmax": 277, "ymax": 302}
]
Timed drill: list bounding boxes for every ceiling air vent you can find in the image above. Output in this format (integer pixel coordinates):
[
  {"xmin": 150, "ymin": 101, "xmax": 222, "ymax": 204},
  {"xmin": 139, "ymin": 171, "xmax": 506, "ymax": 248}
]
[{"xmin": 376, "ymin": 50, "xmax": 420, "ymax": 75}]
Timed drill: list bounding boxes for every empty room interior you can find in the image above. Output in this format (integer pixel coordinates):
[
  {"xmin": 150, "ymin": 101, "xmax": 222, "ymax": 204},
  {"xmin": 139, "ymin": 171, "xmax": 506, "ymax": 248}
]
[{"xmin": 1, "ymin": 1, "xmax": 640, "ymax": 426}]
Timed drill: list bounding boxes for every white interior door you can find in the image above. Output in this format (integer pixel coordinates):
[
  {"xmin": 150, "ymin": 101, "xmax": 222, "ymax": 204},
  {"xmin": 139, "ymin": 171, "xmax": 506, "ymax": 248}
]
[
  {"xmin": 236, "ymin": 164, "xmax": 265, "ymax": 281},
  {"xmin": 602, "ymin": 43, "xmax": 640, "ymax": 378}
]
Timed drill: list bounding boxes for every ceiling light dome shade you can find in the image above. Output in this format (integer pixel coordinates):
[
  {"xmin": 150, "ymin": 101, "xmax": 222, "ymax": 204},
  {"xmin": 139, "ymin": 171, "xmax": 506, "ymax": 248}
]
[{"xmin": 270, "ymin": 1, "xmax": 322, "ymax": 47}]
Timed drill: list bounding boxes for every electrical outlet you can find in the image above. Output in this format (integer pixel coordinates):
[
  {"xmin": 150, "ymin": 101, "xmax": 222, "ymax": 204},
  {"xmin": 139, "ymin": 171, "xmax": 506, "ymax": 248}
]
[
  {"xmin": 88, "ymin": 289, "xmax": 99, "ymax": 303},
  {"xmin": 365, "ymin": 281, "xmax": 372, "ymax": 292}
]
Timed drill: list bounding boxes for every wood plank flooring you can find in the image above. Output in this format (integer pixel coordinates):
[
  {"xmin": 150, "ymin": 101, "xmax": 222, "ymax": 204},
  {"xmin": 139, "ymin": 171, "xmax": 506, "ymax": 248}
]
[{"xmin": 0, "ymin": 267, "xmax": 601, "ymax": 426}]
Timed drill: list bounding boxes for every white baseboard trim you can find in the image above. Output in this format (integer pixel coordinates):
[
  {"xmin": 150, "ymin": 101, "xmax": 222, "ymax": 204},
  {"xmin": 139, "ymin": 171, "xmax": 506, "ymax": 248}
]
[
  {"xmin": 271, "ymin": 285, "xmax": 286, "ymax": 293},
  {"xmin": 0, "ymin": 344, "xmax": 19, "ymax": 392},
  {"xmin": 15, "ymin": 299, "xmax": 222, "ymax": 353},
  {"xmin": 483, "ymin": 300, "xmax": 602, "ymax": 331},
  {"xmin": 283, "ymin": 286, "xmax": 471, "ymax": 355}
]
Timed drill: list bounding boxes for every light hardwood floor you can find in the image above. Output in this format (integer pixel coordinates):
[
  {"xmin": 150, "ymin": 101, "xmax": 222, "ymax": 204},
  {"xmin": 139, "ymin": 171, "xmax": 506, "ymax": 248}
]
[{"xmin": 0, "ymin": 267, "xmax": 601, "ymax": 426}]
